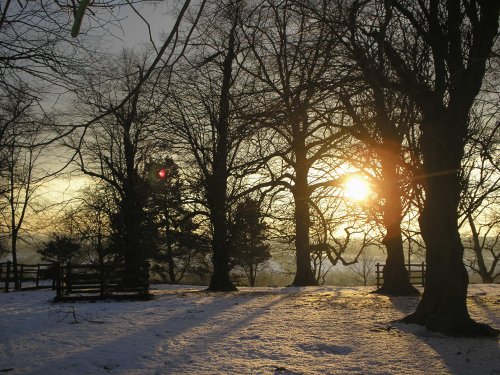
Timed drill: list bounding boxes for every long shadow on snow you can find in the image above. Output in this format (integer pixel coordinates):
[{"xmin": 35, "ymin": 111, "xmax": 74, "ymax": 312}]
[
  {"xmin": 392, "ymin": 293, "xmax": 500, "ymax": 375},
  {"xmin": 26, "ymin": 288, "xmax": 292, "ymax": 374}
]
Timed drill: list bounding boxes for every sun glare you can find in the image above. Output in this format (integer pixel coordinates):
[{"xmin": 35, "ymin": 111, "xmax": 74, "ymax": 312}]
[{"xmin": 343, "ymin": 176, "xmax": 370, "ymax": 201}]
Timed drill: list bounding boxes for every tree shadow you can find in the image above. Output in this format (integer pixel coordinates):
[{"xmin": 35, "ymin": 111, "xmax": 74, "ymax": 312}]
[
  {"xmin": 386, "ymin": 294, "xmax": 421, "ymax": 314},
  {"xmin": 390, "ymin": 288, "xmax": 500, "ymax": 374},
  {"xmin": 394, "ymin": 322, "xmax": 500, "ymax": 374},
  {"xmin": 15, "ymin": 288, "xmax": 291, "ymax": 374}
]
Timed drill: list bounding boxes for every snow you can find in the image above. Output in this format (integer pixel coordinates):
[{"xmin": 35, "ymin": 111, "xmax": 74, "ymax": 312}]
[{"xmin": 0, "ymin": 284, "xmax": 499, "ymax": 374}]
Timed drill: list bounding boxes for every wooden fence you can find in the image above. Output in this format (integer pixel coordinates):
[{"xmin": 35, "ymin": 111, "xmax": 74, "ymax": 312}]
[
  {"xmin": 56, "ymin": 262, "xmax": 150, "ymax": 300},
  {"xmin": 0, "ymin": 262, "xmax": 56, "ymax": 292},
  {"xmin": 376, "ymin": 262, "xmax": 426, "ymax": 288}
]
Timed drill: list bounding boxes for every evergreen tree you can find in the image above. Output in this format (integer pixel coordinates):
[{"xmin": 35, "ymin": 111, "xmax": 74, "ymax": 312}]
[
  {"xmin": 147, "ymin": 158, "xmax": 210, "ymax": 283},
  {"xmin": 229, "ymin": 198, "xmax": 271, "ymax": 287},
  {"xmin": 39, "ymin": 234, "xmax": 82, "ymax": 264}
]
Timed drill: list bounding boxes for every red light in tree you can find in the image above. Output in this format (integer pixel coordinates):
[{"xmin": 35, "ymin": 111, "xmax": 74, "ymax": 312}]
[{"xmin": 158, "ymin": 168, "xmax": 167, "ymax": 179}]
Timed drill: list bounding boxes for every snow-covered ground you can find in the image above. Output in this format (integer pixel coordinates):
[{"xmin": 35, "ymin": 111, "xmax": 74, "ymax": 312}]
[{"xmin": 0, "ymin": 284, "xmax": 498, "ymax": 374}]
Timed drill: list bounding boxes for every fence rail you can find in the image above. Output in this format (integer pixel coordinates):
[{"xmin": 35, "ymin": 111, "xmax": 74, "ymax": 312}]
[
  {"xmin": 56, "ymin": 262, "xmax": 150, "ymax": 299},
  {"xmin": 0, "ymin": 262, "xmax": 56, "ymax": 292},
  {"xmin": 376, "ymin": 262, "xmax": 426, "ymax": 288}
]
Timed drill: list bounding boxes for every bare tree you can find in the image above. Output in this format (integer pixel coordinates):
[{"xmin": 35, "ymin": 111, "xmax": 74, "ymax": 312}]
[
  {"xmin": 0, "ymin": 0, "xmax": 90, "ymax": 90},
  {"xmin": 459, "ymin": 99, "xmax": 500, "ymax": 283},
  {"xmin": 463, "ymin": 212, "xmax": 500, "ymax": 283},
  {"xmin": 377, "ymin": 0, "xmax": 500, "ymax": 335},
  {"xmin": 241, "ymin": 0, "xmax": 347, "ymax": 286},
  {"xmin": 163, "ymin": 0, "xmax": 258, "ymax": 291},
  {"xmin": 310, "ymin": 0, "xmax": 421, "ymax": 295},
  {"xmin": 307, "ymin": 189, "xmax": 379, "ymax": 285},
  {"xmin": 67, "ymin": 50, "xmax": 162, "ymax": 286},
  {"xmin": 61, "ymin": 184, "xmax": 117, "ymax": 265},
  {"xmin": 352, "ymin": 253, "xmax": 377, "ymax": 286},
  {"xmin": 0, "ymin": 86, "xmax": 48, "ymax": 289}
]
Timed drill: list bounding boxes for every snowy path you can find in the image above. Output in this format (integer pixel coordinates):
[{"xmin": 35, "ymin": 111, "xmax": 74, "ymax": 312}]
[{"xmin": 0, "ymin": 285, "xmax": 499, "ymax": 374}]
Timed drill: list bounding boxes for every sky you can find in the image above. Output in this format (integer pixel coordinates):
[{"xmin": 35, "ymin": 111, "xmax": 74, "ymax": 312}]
[
  {"xmin": 35, "ymin": 1, "xmax": 179, "ymax": 208},
  {"xmin": 100, "ymin": 0, "xmax": 176, "ymax": 49}
]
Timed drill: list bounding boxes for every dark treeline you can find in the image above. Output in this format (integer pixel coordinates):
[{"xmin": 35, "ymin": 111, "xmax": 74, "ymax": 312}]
[{"xmin": 0, "ymin": 0, "xmax": 498, "ymax": 336}]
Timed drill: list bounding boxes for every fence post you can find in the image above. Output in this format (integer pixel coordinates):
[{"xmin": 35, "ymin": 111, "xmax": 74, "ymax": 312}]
[
  {"xmin": 376, "ymin": 263, "xmax": 380, "ymax": 288},
  {"xmin": 19, "ymin": 264, "xmax": 24, "ymax": 289},
  {"xmin": 144, "ymin": 262, "xmax": 150, "ymax": 292},
  {"xmin": 66, "ymin": 263, "xmax": 72, "ymax": 294},
  {"xmin": 5, "ymin": 261, "xmax": 11, "ymax": 293},
  {"xmin": 52, "ymin": 264, "xmax": 57, "ymax": 290},
  {"xmin": 100, "ymin": 262, "xmax": 105, "ymax": 297},
  {"xmin": 422, "ymin": 262, "xmax": 425, "ymax": 286},
  {"xmin": 56, "ymin": 263, "xmax": 62, "ymax": 298},
  {"xmin": 36, "ymin": 264, "xmax": 40, "ymax": 288}
]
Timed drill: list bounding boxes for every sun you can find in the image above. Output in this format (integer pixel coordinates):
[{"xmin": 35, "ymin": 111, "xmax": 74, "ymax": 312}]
[{"xmin": 343, "ymin": 176, "xmax": 371, "ymax": 201}]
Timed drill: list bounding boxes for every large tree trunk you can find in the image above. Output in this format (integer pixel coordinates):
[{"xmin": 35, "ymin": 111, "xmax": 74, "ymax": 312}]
[
  {"xmin": 403, "ymin": 113, "xmax": 495, "ymax": 336},
  {"xmin": 292, "ymin": 193, "xmax": 317, "ymax": 286},
  {"xmin": 122, "ymin": 196, "xmax": 144, "ymax": 287},
  {"xmin": 122, "ymin": 128, "xmax": 144, "ymax": 288},
  {"xmin": 291, "ymin": 147, "xmax": 317, "ymax": 286},
  {"xmin": 375, "ymin": 144, "xmax": 418, "ymax": 295},
  {"xmin": 383, "ymin": 0, "xmax": 500, "ymax": 336},
  {"xmin": 207, "ymin": 16, "xmax": 237, "ymax": 292},
  {"xmin": 207, "ymin": 186, "xmax": 236, "ymax": 291}
]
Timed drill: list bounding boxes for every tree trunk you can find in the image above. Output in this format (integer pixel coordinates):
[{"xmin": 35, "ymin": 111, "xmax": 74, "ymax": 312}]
[
  {"xmin": 121, "ymin": 121, "xmax": 146, "ymax": 288},
  {"xmin": 402, "ymin": 113, "xmax": 495, "ymax": 336},
  {"xmin": 381, "ymin": 0, "xmax": 500, "ymax": 336},
  {"xmin": 97, "ymin": 218, "xmax": 104, "ymax": 267},
  {"xmin": 208, "ymin": 194, "xmax": 236, "ymax": 291},
  {"xmin": 9, "ymin": 152, "xmax": 20, "ymax": 290},
  {"xmin": 291, "ymin": 150, "xmax": 317, "ymax": 286},
  {"xmin": 11, "ymin": 230, "xmax": 20, "ymax": 290},
  {"xmin": 207, "ymin": 16, "xmax": 237, "ymax": 292},
  {"xmin": 249, "ymin": 263, "xmax": 255, "ymax": 287},
  {"xmin": 122, "ymin": 196, "xmax": 143, "ymax": 287},
  {"xmin": 375, "ymin": 145, "xmax": 419, "ymax": 295},
  {"xmin": 166, "ymin": 245, "xmax": 177, "ymax": 284}
]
